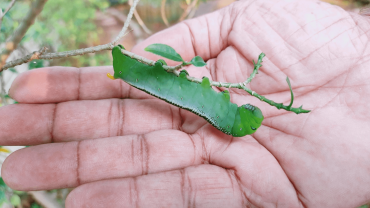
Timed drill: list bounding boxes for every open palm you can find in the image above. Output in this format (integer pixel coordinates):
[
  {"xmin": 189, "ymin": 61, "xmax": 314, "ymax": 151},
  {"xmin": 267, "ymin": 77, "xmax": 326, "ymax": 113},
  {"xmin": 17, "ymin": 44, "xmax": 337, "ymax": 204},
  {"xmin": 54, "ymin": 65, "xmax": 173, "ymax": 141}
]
[{"xmin": 1, "ymin": 0, "xmax": 370, "ymax": 207}]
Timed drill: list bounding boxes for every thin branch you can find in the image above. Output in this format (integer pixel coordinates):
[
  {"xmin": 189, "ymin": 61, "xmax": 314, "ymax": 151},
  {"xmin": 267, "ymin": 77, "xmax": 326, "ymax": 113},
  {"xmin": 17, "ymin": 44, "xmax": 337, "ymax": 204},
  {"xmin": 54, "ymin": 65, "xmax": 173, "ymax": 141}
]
[
  {"xmin": 244, "ymin": 53, "xmax": 265, "ymax": 85},
  {"xmin": 0, "ymin": 74, "xmax": 6, "ymax": 106},
  {"xmin": 240, "ymin": 85, "xmax": 310, "ymax": 114},
  {"xmin": 187, "ymin": 6, "xmax": 197, "ymax": 20},
  {"xmin": 128, "ymin": 0, "xmax": 151, "ymax": 34},
  {"xmin": 112, "ymin": 0, "xmax": 140, "ymax": 45},
  {"xmin": 161, "ymin": 0, "xmax": 169, "ymax": 26},
  {"xmin": 0, "ymin": 0, "xmax": 16, "ymax": 17},
  {"xmin": 2, "ymin": 47, "xmax": 48, "ymax": 70},
  {"xmin": 1, "ymin": 0, "xmax": 141, "ymax": 72},
  {"xmin": 0, "ymin": 0, "xmax": 17, "ymax": 29},
  {"xmin": 179, "ymin": 0, "xmax": 198, "ymax": 22},
  {"xmin": 0, "ymin": 0, "xmax": 47, "ymax": 69},
  {"xmin": 106, "ymin": 7, "xmax": 144, "ymax": 41},
  {"xmin": 286, "ymin": 76, "xmax": 294, "ymax": 109}
]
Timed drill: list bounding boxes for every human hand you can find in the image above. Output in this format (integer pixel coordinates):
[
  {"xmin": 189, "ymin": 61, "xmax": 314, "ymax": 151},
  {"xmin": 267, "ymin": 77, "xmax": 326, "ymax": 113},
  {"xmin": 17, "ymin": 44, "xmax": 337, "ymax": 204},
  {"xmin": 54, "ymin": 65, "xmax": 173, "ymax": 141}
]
[{"xmin": 1, "ymin": 0, "xmax": 370, "ymax": 207}]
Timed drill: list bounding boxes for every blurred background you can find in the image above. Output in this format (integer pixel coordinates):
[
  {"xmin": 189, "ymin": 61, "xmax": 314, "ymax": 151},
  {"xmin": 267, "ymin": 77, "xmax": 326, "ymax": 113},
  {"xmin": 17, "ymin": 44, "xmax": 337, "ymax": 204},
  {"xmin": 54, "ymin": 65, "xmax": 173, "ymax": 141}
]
[{"xmin": 0, "ymin": 0, "xmax": 369, "ymax": 207}]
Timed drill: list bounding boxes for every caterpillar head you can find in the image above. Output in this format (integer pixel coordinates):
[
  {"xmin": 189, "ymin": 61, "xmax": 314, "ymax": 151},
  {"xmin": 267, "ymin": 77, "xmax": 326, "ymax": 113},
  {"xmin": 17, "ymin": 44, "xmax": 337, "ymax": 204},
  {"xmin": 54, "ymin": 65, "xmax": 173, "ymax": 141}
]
[{"xmin": 232, "ymin": 104, "xmax": 264, "ymax": 136}]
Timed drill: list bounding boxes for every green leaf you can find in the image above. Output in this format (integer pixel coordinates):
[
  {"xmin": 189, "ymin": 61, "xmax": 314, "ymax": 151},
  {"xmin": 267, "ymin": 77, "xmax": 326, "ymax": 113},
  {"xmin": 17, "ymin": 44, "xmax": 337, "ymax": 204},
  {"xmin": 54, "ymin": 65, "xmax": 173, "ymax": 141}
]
[
  {"xmin": 0, "ymin": 178, "xmax": 7, "ymax": 188},
  {"xmin": 8, "ymin": 68, "xmax": 17, "ymax": 73},
  {"xmin": 0, "ymin": 178, "xmax": 7, "ymax": 206},
  {"xmin": 10, "ymin": 194, "xmax": 21, "ymax": 206},
  {"xmin": 31, "ymin": 202, "xmax": 42, "ymax": 208},
  {"xmin": 28, "ymin": 60, "xmax": 44, "ymax": 70},
  {"xmin": 144, "ymin": 43, "xmax": 184, "ymax": 62},
  {"xmin": 13, "ymin": 190, "xmax": 25, "ymax": 195},
  {"xmin": 0, "ymin": 189, "xmax": 7, "ymax": 206},
  {"xmin": 190, "ymin": 56, "xmax": 206, "ymax": 67}
]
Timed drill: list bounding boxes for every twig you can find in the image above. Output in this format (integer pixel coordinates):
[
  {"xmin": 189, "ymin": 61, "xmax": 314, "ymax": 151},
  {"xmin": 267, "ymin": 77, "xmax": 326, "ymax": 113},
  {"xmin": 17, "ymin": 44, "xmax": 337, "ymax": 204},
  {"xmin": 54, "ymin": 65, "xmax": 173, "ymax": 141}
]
[
  {"xmin": 179, "ymin": 0, "xmax": 198, "ymax": 22},
  {"xmin": 117, "ymin": 48, "xmax": 310, "ymax": 114},
  {"xmin": 187, "ymin": 5, "xmax": 197, "ymax": 19},
  {"xmin": 112, "ymin": 0, "xmax": 140, "ymax": 45},
  {"xmin": 0, "ymin": 0, "xmax": 47, "ymax": 69},
  {"xmin": 286, "ymin": 76, "xmax": 294, "ymax": 109},
  {"xmin": 106, "ymin": 7, "xmax": 144, "ymax": 41},
  {"xmin": 240, "ymin": 85, "xmax": 309, "ymax": 114},
  {"xmin": 0, "ymin": 74, "xmax": 6, "ymax": 106},
  {"xmin": 244, "ymin": 53, "xmax": 265, "ymax": 85},
  {"xmin": 161, "ymin": 0, "xmax": 169, "ymax": 26},
  {"xmin": 1, "ymin": 0, "xmax": 141, "ymax": 72},
  {"xmin": 2, "ymin": 47, "xmax": 48, "ymax": 70},
  {"xmin": 0, "ymin": 0, "xmax": 17, "ymax": 29},
  {"xmin": 128, "ymin": 0, "xmax": 151, "ymax": 34}
]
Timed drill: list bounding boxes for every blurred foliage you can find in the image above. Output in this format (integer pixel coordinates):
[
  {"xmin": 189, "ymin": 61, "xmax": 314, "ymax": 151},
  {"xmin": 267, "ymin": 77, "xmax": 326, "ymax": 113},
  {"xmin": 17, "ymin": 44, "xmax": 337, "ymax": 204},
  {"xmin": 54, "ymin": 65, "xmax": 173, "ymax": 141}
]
[
  {"xmin": 109, "ymin": 0, "xmax": 129, "ymax": 6},
  {"xmin": 0, "ymin": 178, "xmax": 8, "ymax": 206},
  {"xmin": 0, "ymin": 177, "xmax": 30, "ymax": 207},
  {"xmin": 139, "ymin": 0, "xmax": 206, "ymax": 7},
  {"xmin": 31, "ymin": 203, "xmax": 42, "ymax": 208},
  {"xmin": 1, "ymin": 0, "xmax": 112, "ymax": 68},
  {"xmin": 108, "ymin": 0, "xmax": 207, "ymax": 7}
]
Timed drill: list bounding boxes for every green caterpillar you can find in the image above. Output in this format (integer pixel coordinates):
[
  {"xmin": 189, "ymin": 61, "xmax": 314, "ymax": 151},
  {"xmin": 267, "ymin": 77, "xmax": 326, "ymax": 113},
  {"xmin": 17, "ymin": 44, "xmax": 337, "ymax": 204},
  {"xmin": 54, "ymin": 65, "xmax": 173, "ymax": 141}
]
[{"xmin": 109, "ymin": 45, "xmax": 263, "ymax": 137}]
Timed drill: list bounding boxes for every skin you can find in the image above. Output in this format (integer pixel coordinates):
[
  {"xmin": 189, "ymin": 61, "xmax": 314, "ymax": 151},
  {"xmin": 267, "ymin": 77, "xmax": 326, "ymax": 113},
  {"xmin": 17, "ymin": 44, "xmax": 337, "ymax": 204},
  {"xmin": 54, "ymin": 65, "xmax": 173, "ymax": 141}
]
[{"xmin": 1, "ymin": 0, "xmax": 370, "ymax": 207}]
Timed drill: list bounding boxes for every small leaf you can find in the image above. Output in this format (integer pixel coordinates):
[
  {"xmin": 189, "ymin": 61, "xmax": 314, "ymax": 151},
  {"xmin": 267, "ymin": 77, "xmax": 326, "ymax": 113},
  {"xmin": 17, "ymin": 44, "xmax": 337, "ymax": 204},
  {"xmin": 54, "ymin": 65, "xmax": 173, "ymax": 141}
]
[
  {"xmin": 144, "ymin": 43, "xmax": 184, "ymax": 62},
  {"xmin": 8, "ymin": 68, "xmax": 17, "ymax": 73},
  {"xmin": 13, "ymin": 190, "xmax": 25, "ymax": 195},
  {"xmin": 0, "ymin": 178, "xmax": 7, "ymax": 188},
  {"xmin": 28, "ymin": 60, "xmax": 44, "ymax": 70},
  {"xmin": 157, "ymin": 59, "xmax": 167, "ymax": 66},
  {"xmin": 190, "ymin": 56, "xmax": 206, "ymax": 67},
  {"xmin": 10, "ymin": 195, "xmax": 21, "ymax": 206}
]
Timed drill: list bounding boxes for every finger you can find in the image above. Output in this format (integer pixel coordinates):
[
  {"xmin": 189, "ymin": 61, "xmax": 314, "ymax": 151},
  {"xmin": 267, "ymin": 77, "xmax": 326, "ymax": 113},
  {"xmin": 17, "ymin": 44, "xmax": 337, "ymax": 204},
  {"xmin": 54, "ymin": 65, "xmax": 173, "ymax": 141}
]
[
  {"xmin": 65, "ymin": 165, "xmax": 244, "ymax": 208},
  {"xmin": 9, "ymin": 66, "xmax": 153, "ymax": 104},
  {"xmin": 3, "ymin": 124, "xmax": 302, "ymax": 206},
  {"xmin": 2, "ymin": 130, "xmax": 202, "ymax": 191},
  {"xmin": 3, "ymin": 125, "xmax": 301, "ymax": 206},
  {"xmin": 254, "ymin": 115, "xmax": 370, "ymax": 207},
  {"xmin": 131, "ymin": 6, "xmax": 230, "ymax": 64},
  {"xmin": 0, "ymin": 98, "xmax": 184, "ymax": 145}
]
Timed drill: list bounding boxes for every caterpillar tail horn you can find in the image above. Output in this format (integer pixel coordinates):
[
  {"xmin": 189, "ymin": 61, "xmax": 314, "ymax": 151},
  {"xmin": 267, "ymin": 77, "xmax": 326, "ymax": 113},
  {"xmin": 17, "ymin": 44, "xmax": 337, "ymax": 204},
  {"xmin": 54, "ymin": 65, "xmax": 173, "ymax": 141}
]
[{"xmin": 107, "ymin": 73, "xmax": 116, "ymax": 80}]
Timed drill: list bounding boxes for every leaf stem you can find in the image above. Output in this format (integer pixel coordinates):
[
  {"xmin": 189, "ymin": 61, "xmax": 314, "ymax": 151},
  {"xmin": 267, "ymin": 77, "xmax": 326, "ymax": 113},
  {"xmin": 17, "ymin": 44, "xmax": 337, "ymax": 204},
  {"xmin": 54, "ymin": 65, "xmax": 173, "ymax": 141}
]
[
  {"xmin": 286, "ymin": 76, "xmax": 294, "ymax": 109},
  {"xmin": 244, "ymin": 52, "xmax": 265, "ymax": 85}
]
